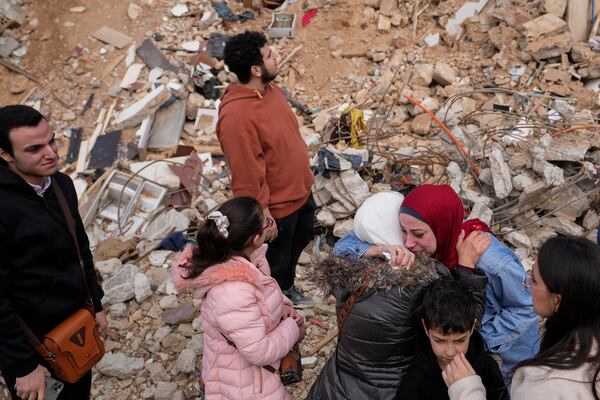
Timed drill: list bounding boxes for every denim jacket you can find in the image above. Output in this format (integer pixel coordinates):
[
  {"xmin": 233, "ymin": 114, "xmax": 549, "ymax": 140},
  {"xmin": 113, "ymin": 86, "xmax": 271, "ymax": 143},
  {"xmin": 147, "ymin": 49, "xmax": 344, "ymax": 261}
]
[{"xmin": 333, "ymin": 231, "xmax": 540, "ymax": 379}]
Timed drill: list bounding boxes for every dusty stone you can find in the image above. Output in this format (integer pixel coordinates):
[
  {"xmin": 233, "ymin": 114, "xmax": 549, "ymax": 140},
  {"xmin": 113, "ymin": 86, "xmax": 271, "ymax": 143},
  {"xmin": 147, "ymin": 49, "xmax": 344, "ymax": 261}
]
[
  {"xmin": 541, "ymin": 217, "xmax": 584, "ymax": 236},
  {"xmin": 379, "ymin": 0, "xmax": 397, "ymax": 15},
  {"xmin": 504, "ymin": 230, "xmax": 532, "ymax": 249},
  {"xmin": 326, "ymin": 170, "xmax": 371, "ymax": 212},
  {"xmin": 329, "ymin": 35, "xmax": 344, "ymax": 50},
  {"xmin": 163, "ymin": 303, "xmax": 197, "ymax": 325},
  {"xmin": 157, "ymin": 278, "xmax": 178, "ymax": 295},
  {"xmin": 583, "ymin": 210, "xmax": 599, "ymax": 230},
  {"xmin": 467, "ymin": 202, "xmax": 493, "ymax": 225},
  {"xmin": 333, "ymin": 218, "xmax": 354, "ymax": 238},
  {"xmin": 70, "ymin": 6, "xmax": 86, "ymax": 13},
  {"xmin": 161, "ymin": 332, "xmax": 186, "ymax": 352},
  {"xmin": 109, "ymin": 303, "xmax": 128, "ymax": 318},
  {"xmin": 522, "ymin": 13, "xmax": 567, "ymax": 40},
  {"xmin": 134, "ymin": 273, "xmax": 152, "ymax": 303},
  {"xmin": 411, "ymin": 113, "xmax": 433, "ymax": 135},
  {"xmin": 97, "ymin": 352, "xmax": 144, "ymax": 378},
  {"xmin": 432, "ymin": 62, "xmax": 457, "ymax": 86},
  {"xmin": 102, "ymin": 264, "xmax": 138, "ymax": 305},
  {"xmin": 488, "ymin": 148, "xmax": 513, "ymax": 199},
  {"xmin": 128, "ymin": 3, "xmax": 142, "ymax": 19},
  {"xmin": 316, "ymin": 208, "xmax": 336, "ymax": 227},
  {"xmin": 526, "ymin": 31, "xmax": 572, "ymax": 61},
  {"xmin": 364, "ymin": 0, "xmax": 381, "ymax": 8},
  {"xmin": 146, "ymin": 267, "xmax": 171, "ymax": 289},
  {"xmin": 533, "ymin": 158, "xmax": 565, "ymax": 186},
  {"xmin": 313, "ymin": 110, "xmax": 331, "ymax": 133},
  {"xmin": 512, "ymin": 172, "xmax": 536, "ymax": 192},
  {"xmin": 146, "ymin": 362, "xmax": 170, "ymax": 383},
  {"xmin": 144, "ymin": 209, "xmax": 190, "ymax": 241},
  {"xmin": 9, "ymin": 75, "xmax": 28, "ymax": 94},
  {"xmin": 413, "ymin": 63, "xmax": 433, "ymax": 86},
  {"xmin": 159, "ymin": 295, "xmax": 179, "ymax": 309},
  {"xmin": 154, "ymin": 382, "xmax": 178, "ymax": 400},
  {"xmin": 543, "ymin": 0, "xmax": 567, "ymax": 17},
  {"xmin": 175, "ymin": 348, "xmax": 197, "ymax": 373},
  {"xmin": 377, "ymin": 15, "xmax": 391, "ymax": 33},
  {"xmin": 95, "ymin": 258, "xmax": 122, "ymax": 279},
  {"xmin": 541, "ymin": 185, "xmax": 590, "ymax": 220},
  {"xmin": 170, "ymin": 4, "xmax": 189, "ymax": 17},
  {"xmin": 149, "ymin": 250, "xmax": 172, "ymax": 267}
]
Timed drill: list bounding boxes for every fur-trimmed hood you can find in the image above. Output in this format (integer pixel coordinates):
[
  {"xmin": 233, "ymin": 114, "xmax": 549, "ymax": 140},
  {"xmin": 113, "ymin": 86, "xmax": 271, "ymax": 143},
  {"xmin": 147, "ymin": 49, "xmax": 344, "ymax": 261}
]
[
  {"xmin": 172, "ymin": 244, "xmax": 270, "ymax": 298},
  {"xmin": 314, "ymin": 252, "xmax": 444, "ymax": 297}
]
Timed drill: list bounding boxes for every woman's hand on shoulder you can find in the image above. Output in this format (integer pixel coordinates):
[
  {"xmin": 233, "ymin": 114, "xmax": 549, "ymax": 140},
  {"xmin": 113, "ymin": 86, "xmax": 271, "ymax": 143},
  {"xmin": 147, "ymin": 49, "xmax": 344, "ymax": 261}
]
[{"xmin": 456, "ymin": 230, "xmax": 491, "ymax": 268}]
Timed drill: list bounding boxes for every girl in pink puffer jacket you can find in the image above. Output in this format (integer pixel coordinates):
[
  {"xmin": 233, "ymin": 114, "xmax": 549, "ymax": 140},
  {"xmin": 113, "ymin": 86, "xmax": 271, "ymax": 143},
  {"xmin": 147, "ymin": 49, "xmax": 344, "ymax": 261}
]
[{"xmin": 173, "ymin": 196, "xmax": 306, "ymax": 400}]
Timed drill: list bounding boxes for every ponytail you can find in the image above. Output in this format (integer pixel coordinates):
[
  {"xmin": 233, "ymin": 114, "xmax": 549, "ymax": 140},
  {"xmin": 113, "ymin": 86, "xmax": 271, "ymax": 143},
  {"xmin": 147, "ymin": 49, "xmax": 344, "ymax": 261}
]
[{"xmin": 183, "ymin": 196, "xmax": 263, "ymax": 279}]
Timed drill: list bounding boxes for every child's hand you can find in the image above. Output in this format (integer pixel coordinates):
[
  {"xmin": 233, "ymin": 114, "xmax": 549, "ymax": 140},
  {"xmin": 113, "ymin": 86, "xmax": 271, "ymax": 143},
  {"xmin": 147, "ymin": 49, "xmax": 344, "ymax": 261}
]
[
  {"xmin": 442, "ymin": 353, "xmax": 476, "ymax": 387},
  {"xmin": 456, "ymin": 230, "xmax": 491, "ymax": 268}
]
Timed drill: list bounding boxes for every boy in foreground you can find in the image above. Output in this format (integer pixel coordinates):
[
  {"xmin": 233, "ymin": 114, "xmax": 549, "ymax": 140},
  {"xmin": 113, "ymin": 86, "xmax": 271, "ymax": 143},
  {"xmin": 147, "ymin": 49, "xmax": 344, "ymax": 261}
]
[{"xmin": 397, "ymin": 279, "xmax": 508, "ymax": 400}]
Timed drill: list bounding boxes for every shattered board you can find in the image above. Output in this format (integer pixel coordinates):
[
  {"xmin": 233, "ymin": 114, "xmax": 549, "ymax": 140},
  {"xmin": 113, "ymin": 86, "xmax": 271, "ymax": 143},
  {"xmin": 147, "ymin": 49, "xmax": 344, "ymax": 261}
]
[
  {"xmin": 136, "ymin": 38, "xmax": 178, "ymax": 72},
  {"xmin": 89, "ymin": 130, "xmax": 122, "ymax": 169},
  {"xmin": 66, "ymin": 127, "xmax": 82, "ymax": 163},
  {"xmin": 148, "ymin": 99, "xmax": 185, "ymax": 149}
]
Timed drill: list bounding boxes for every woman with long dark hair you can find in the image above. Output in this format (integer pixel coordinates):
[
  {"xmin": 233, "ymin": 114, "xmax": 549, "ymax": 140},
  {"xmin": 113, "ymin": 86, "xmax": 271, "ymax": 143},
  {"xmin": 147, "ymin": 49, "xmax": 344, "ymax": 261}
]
[{"xmin": 445, "ymin": 235, "xmax": 600, "ymax": 399}]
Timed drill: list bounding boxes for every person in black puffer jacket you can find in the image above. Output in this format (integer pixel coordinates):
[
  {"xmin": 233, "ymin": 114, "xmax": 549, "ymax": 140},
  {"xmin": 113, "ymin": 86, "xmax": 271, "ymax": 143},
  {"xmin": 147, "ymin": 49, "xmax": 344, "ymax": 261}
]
[{"xmin": 306, "ymin": 248, "xmax": 486, "ymax": 400}]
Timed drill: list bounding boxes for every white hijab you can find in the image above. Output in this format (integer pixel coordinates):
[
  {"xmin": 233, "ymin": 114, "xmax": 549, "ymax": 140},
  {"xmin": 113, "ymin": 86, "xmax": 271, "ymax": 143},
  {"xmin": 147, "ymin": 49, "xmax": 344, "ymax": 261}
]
[{"xmin": 353, "ymin": 191, "xmax": 404, "ymax": 245}]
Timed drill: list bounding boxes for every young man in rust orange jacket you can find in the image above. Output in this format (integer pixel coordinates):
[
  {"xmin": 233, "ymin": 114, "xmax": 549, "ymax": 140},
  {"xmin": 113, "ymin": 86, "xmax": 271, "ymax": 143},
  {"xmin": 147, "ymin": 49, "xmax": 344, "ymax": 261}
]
[{"xmin": 217, "ymin": 31, "xmax": 315, "ymax": 305}]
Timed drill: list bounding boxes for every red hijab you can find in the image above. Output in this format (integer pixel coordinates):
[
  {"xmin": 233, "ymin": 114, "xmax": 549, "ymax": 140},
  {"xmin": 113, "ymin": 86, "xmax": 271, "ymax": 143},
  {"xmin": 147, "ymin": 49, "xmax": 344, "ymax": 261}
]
[{"xmin": 400, "ymin": 184, "xmax": 492, "ymax": 269}]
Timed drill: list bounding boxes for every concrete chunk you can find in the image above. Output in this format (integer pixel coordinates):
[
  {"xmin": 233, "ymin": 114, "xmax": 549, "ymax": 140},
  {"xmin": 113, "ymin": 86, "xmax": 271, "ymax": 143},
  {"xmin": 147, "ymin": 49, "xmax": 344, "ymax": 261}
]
[
  {"xmin": 522, "ymin": 13, "xmax": 567, "ymax": 40},
  {"xmin": 432, "ymin": 62, "xmax": 457, "ymax": 86},
  {"xmin": 526, "ymin": 31, "xmax": 572, "ymax": 61},
  {"xmin": 488, "ymin": 147, "xmax": 513, "ymax": 199},
  {"xmin": 112, "ymin": 85, "xmax": 172, "ymax": 130}
]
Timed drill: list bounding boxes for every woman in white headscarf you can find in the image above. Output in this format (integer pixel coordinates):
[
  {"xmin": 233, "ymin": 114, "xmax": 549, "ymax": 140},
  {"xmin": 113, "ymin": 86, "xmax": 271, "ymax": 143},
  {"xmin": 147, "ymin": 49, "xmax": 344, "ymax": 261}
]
[{"xmin": 334, "ymin": 191, "xmax": 415, "ymax": 268}]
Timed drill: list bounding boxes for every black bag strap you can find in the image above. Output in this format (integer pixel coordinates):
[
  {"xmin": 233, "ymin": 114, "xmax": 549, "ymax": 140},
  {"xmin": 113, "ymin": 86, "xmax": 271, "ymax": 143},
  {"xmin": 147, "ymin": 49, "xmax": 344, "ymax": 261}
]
[
  {"xmin": 52, "ymin": 179, "xmax": 94, "ymax": 309},
  {"xmin": 220, "ymin": 332, "xmax": 278, "ymax": 374}
]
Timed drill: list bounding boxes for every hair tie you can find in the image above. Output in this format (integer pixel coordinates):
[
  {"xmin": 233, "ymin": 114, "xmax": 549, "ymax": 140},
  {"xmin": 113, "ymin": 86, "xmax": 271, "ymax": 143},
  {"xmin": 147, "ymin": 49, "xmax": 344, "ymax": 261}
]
[{"xmin": 207, "ymin": 211, "xmax": 230, "ymax": 239}]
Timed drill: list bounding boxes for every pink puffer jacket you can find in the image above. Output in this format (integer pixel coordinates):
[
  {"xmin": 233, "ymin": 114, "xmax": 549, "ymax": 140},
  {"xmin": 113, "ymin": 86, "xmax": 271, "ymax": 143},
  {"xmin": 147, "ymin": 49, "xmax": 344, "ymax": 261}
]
[{"xmin": 173, "ymin": 244, "xmax": 299, "ymax": 400}]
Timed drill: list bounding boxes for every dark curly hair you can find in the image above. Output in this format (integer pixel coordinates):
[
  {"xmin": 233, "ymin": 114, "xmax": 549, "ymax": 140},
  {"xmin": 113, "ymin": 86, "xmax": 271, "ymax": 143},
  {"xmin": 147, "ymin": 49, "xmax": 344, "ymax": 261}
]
[
  {"xmin": 422, "ymin": 279, "xmax": 480, "ymax": 335},
  {"xmin": 223, "ymin": 31, "xmax": 267, "ymax": 84}
]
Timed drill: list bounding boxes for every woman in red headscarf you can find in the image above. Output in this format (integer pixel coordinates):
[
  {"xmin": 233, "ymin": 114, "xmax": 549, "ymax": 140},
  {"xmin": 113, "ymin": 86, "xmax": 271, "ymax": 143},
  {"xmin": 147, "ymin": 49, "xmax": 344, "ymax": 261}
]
[{"xmin": 398, "ymin": 184, "xmax": 539, "ymax": 381}]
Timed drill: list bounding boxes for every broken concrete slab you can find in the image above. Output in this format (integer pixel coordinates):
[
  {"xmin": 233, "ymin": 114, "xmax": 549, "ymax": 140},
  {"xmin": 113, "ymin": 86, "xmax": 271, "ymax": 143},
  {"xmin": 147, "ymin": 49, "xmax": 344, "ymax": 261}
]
[
  {"xmin": 120, "ymin": 63, "xmax": 145, "ymax": 89},
  {"xmin": 521, "ymin": 13, "xmax": 567, "ymax": 41},
  {"xmin": 136, "ymin": 39, "xmax": 178, "ymax": 73},
  {"xmin": 488, "ymin": 147, "xmax": 513, "ymax": 199},
  {"xmin": 102, "ymin": 264, "xmax": 139, "ymax": 305},
  {"xmin": 445, "ymin": 0, "xmax": 487, "ymax": 38},
  {"xmin": 540, "ymin": 185, "xmax": 590, "ymax": 221},
  {"xmin": 112, "ymin": 85, "xmax": 171, "ymax": 130},
  {"xmin": 526, "ymin": 31, "xmax": 572, "ymax": 61},
  {"xmin": 148, "ymin": 98, "xmax": 186, "ymax": 149},
  {"xmin": 533, "ymin": 157, "xmax": 565, "ymax": 186},
  {"xmin": 325, "ymin": 170, "xmax": 371, "ymax": 212},
  {"xmin": 92, "ymin": 26, "xmax": 132, "ymax": 49},
  {"xmin": 377, "ymin": 15, "xmax": 391, "ymax": 33},
  {"xmin": 144, "ymin": 209, "xmax": 190, "ymax": 241},
  {"xmin": 379, "ymin": 0, "xmax": 397, "ymax": 16},
  {"xmin": 541, "ymin": 216, "xmax": 584, "ymax": 236},
  {"xmin": 543, "ymin": 0, "xmax": 567, "ymax": 17}
]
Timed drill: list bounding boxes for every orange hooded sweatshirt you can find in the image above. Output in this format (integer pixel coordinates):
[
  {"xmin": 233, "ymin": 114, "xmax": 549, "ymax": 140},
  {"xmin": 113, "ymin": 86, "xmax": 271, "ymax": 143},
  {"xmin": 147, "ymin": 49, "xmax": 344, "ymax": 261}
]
[{"xmin": 216, "ymin": 83, "xmax": 314, "ymax": 219}]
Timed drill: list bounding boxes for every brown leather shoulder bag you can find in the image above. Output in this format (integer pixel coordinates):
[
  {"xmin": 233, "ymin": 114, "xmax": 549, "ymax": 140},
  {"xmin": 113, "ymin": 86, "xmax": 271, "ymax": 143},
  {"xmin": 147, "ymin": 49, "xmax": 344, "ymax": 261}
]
[{"xmin": 17, "ymin": 180, "xmax": 105, "ymax": 383}]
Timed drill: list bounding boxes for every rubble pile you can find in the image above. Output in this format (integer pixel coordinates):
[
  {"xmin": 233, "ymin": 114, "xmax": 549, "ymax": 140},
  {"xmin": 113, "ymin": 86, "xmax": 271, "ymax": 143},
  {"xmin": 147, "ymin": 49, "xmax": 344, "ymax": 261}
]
[{"xmin": 0, "ymin": 0, "xmax": 599, "ymax": 398}]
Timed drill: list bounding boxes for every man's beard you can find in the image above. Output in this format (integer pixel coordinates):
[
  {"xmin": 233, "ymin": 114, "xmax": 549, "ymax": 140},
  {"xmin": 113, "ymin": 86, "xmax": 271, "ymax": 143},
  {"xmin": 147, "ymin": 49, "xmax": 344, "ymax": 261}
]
[{"xmin": 260, "ymin": 65, "xmax": 277, "ymax": 84}]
